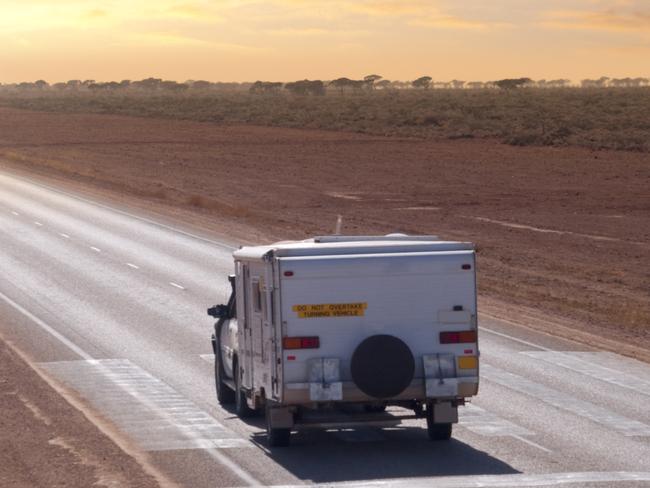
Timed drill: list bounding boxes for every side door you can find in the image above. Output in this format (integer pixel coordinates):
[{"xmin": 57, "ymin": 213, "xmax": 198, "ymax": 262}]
[{"xmin": 247, "ymin": 264, "xmax": 265, "ymax": 389}]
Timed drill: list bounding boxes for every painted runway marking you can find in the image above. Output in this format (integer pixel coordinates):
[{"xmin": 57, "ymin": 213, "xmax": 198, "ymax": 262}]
[
  {"xmin": 40, "ymin": 359, "xmax": 250, "ymax": 452},
  {"xmin": 269, "ymin": 471, "xmax": 650, "ymax": 488},
  {"xmin": 90, "ymin": 246, "xmax": 101, "ymax": 252},
  {"xmin": 34, "ymin": 221, "xmax": 43, "ymax": 226},
  {"xmin": 522, "ymin": 351, "xmax": 650, "ymax": 398},
  {"xmin": 59, "ymin": 232, "xmax": 70, "ymax": 239},
  {"xmin": 126, "ymin": 263, "xmax": 140, "ymax": 269},
  {"xmin": 169, "ymin": 282, "xmax": 185, "ymax": 290},
  {"xmin": 481, "ymin": 364, "xmax": 650, "ymax": 436}
]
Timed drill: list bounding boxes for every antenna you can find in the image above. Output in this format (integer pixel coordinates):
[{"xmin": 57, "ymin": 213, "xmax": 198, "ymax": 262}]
[{"xmin": 334, "ymin": 215, "xmax": 343, "ymax": 235}]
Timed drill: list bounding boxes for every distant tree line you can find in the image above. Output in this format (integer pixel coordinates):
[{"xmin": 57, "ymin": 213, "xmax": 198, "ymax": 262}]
[{"xmin": 2, "ymin": 75, "xmax": 649, "ymax": 95}]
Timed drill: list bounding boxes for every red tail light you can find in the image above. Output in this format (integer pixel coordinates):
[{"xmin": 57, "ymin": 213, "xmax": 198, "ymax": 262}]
[
  {"xmin": 282, "ymin": 336, "xmax": 320, "ymax": 349},
  {"xmin": 440, "ymin": 330, "xmax": 477, "ymax": 344}
]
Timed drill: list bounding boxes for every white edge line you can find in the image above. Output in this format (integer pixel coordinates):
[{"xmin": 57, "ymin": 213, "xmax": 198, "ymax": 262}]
[
  {"xmin": 0, "ymin": 290, "xmax": 93, "ymax": 361},
  {"xmin": 265, "ymin": 472, "xmax": 650, "ymax": 488},
  {"xmin": 205, "ymin": 449, "xmax": 261, "ymax": 486},
  {"xmin": 2, "ymin": 171, "xmax": 236, "ymax": 250},
  {"xmin": 126, "ymin": 263, "xmax": 140, "ymax": 269},
  {"xmin": 169, "ymin": 282, "xmax": 185, "ymax": 290},
  {"xmin": 0, "ymin": 292, "xmax": 261, "ymax": 486},
  {"xmin": 480, "ymin": 326, "xmax": 552, "ymax": 352},
  {"xmin": 511, "ymin": 434, "xmax": 552, "ymax": 453}
]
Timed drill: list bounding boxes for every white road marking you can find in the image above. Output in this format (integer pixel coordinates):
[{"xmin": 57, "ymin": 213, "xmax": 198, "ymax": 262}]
[
  {"xmin": 126, "ymin": 263, "xmax": 140, "ymax": 269},
  {"xmin": 200, "ymin": 354, "xmax": 216, "ymax": 364},
  {"xmin": 169, "ymin": 282, "xmax": 185, "ymax": 290},
  {"xmin": 11, "ymin": 210, "xmax": 19, "ymax": 215},
  {"xmin": 460, "ymin": 404, "xmax": 533, "ymax": 437},
  {"xmin": 0, "ymin": 290, "xmax": 93, "ymax": 360},
  {"xmin": 59, "ymin": 232, "xmax": 70, "ymax": 239},
  {"xmin": 481, "ymin": 363, "xmax": 650, "ymax": 436},
  {"xmin": 0, "ymin": 282, "xmax": 259, "ymax": 484},
  {"xmin": 2, "ymin": 171, "xmax": 236, "ymax": 250},
  {"xmin": 268, "ymin": 471, "xmax": 650, "ymax": 488},
  {"xmin": 200, "ymin": 355, "xmax": 547, "ymax": 446},
  {"xmin": 481, "ymin": 325, "xmax": 552, "ymax": 351},
  {"xmin": 510, "ymin": 434, "xmax": 553, "ymax": 453},
  {"xmin": 40, "ymin": 359, "xmax": 250, "ymax": 452},
  {"xmin": 90, "ymin": 246, "xmax": 101, "ymax": 252},
  {"xmin": 522, "ymin": 351, "xmax": 650, "ymax": 397},
  {"xmin": 34, "ymin": 221, "xmax": 43, "ymax": 226}
]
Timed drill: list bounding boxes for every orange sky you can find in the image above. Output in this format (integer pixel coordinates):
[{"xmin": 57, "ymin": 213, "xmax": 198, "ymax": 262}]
[{"xmin": 1, "ymin": 0, "xmax": 649, "ymax": 83}]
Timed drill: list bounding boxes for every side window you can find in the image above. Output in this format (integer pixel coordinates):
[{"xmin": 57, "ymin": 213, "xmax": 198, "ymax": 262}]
[{"xmin": 252, "ymin": 279, "xmax": 262, "ymax": 313}]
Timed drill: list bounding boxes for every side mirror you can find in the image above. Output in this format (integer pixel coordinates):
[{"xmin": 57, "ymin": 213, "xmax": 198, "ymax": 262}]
[{"xmin": 207, "ymin": 304, "xmax": 229, "ymax": 319}]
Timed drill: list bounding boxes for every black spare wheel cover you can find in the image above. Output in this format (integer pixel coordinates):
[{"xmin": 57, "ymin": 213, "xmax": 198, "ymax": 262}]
[{"xmin": 351, "ymin": 334, "xmax": 415, "ymax": 399}]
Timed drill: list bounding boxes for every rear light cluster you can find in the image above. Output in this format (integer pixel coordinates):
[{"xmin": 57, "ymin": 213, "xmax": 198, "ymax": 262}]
[
  {"xmin": 282, "ymin": 336, "xmax": 320, "ymax": 349},
  {"xmin": 440, "ymin": 330, "xmax": 477, "ymax": 344}
]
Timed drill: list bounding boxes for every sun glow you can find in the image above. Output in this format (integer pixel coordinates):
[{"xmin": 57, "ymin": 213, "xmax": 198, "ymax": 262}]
[{"xmin": 1, "ymin": 0, "xmax": 649, "ymax": 82}]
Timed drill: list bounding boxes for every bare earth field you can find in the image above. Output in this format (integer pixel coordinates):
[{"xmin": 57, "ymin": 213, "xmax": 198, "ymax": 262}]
[{"xmin": 0, "ymin": 106, "xmax": 649, "ymax": 484}]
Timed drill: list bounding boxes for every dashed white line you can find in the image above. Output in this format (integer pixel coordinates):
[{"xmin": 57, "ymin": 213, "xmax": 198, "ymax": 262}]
[
  {"xmin": 126, "ymin": 263, "xmax": 140, "ymax": 269},
  {"xmin": 169, "ymin": 282, "xmax": 186, "ymax": 290},
  {"xmin": 511, "ymin": 434, "xmax": 553, "ymax": 453},
  {"xmin": 34, "ymin": 221, "xmax": 43, "ymax": 226},
  {"xmin": 59, "ymin": 233, "xmax": 70, "ymax": 239},
  {"xmin": 90, "ymin": 246, "xmax": 102, "ymax": 253}
]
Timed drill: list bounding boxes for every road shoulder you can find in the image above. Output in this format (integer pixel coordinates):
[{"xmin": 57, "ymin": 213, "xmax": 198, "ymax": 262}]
[{"xmin": 0, "ymin": 333, "xmax": 174, "ymax": 488}]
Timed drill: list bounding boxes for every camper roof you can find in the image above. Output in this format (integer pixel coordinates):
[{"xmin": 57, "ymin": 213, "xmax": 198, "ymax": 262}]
[{"xmin": 233, "ymin": 235, "xmax": 474, "ymax": 261}]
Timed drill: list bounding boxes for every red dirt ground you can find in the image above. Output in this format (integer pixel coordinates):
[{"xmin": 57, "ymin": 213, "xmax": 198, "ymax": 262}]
[
  {"xmin": 0, "ymin": 334, "xmax": 167, "ymax": 487},
  {"xmin": 0, "ymin": 106, "xmax": 648, "ymax": 356}
]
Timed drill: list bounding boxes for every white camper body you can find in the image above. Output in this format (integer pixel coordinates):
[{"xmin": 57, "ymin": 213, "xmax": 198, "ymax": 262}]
[{"xmin": 209, "ymin": 235, "xmax": 479, "ymax": 446}]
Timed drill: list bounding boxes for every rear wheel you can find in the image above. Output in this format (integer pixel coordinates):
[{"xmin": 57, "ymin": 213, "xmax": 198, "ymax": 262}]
[
  {"xmin": 214, "ymin": 337, "xmax": 235, "ymax": 404},
  {"xmin": 426, "ymin": 404, "xmax": 452, "ymax": 441},
  {"xmin": 266, "ymin": 406, "xmax": 291, "ymax": 447},
  {"xmin": 234, "ymin": 358, "xmax": 255, "ymax": 418}
]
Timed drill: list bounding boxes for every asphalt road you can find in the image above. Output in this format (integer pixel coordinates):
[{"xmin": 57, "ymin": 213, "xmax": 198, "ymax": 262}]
[{"xmin": 1, "ymin": 169, "xmax": 650, "ymax": 488}]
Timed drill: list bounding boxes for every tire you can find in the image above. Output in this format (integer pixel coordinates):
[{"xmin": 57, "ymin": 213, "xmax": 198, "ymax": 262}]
[
  {"xmin": 214, "ymin": 341, "xmax": 235, "ymax": 404},
  {"xmin": 426, "ymin": 405, "xmax": 452, "ymax": 441},
  {"xmin": 234, "ymin": 358, "xmax": 256, "ymax": 418},
  {"xmin": 266, "ymin": 407, "xmax": 291, "ymax": 447}
]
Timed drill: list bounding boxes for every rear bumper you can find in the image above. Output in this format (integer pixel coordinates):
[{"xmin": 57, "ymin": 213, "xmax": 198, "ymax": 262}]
[{"xmin": 283, "ymin": 377, "xmax": 478, "ymax": 404}]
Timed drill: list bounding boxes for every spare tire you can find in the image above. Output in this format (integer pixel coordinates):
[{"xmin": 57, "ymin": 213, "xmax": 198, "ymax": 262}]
[{"xmin": 351, "ymin": 335, "xmax": 415, "ymax": 399}]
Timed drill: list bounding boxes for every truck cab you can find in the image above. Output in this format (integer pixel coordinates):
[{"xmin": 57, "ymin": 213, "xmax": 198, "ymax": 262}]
[{"xmin": 209, "ymin": 235, "xmax": 479, "ymax": 447}]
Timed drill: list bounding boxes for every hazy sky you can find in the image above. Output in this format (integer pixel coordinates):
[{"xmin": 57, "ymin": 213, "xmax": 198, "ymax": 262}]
[{"xmin": 1, "ymin": 0, "xmax": 649, "ymax": 83}]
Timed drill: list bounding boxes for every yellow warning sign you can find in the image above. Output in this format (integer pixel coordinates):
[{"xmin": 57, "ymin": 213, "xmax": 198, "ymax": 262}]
[{"xmin": 292, "ymin": 303, "xmax": 367, "ymax": 319}]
